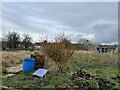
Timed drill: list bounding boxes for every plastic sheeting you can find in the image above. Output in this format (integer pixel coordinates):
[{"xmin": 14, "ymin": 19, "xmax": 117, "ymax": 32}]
[{"xmin": 33, "ymin": 68, "xmax": 48, "ymax": 77}]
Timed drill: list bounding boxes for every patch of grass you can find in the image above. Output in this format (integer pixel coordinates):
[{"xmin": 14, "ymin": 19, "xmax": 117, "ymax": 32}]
[
  {"xmin": 89, "ymin": 79, "xmax": 99, "ymax": 88},
  {"xmin": 50, "ymin": 75, "xmax": 71, "ymax": 86},
  {"xmin": 42, "ymin": 85, "xmax": 54, "ymax": 88},
  {"xmin": 2, "ymin": 71, "xmax": 37, "ymax": 88},
  {"xmin": 72, "ymin": 77, "xmax": 85, "ymax": 86}
]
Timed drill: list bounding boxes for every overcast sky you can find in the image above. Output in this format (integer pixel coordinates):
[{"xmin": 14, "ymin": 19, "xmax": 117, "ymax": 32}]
[{"xmin": 1, "ymin": 2, "xmax": 118, "ymax": 44}]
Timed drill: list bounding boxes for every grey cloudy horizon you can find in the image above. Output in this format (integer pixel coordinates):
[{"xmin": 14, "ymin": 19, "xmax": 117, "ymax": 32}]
[{"xmin": 1, "ymin": 2, "xmax": 118, "ymax": 44}]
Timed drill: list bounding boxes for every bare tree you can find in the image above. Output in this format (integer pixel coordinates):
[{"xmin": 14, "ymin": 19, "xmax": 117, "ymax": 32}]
[
  {"xmin": 22, "ymin": 33, "xmax": 32, "ymax": 49},
  {"xmin": 6, "ymin": 31, "xmax": 20, "ymax": 49},
  {"xmin": 78, "ymin": 38, "xmax": 90, "ymax": 50},
  {"xmin": 78, "ymin": 38, "xmax": 99, "ymax": 51}
]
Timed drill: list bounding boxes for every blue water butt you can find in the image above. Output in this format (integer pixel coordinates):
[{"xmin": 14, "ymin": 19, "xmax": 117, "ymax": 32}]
[{"xmin": 23, "ymin": 58, "xmax": 35, "ymax": 72}]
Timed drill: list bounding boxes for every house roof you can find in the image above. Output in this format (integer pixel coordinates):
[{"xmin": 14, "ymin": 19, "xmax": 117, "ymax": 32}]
[{"xmin": 97, "ymin": 45, "xmax": 118, "ymax": 49}]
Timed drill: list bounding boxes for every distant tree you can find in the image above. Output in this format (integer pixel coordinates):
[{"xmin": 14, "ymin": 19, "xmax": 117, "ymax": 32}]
[
  {"xmin": 22, "ymin": 33, "xmax": 32, "ymax": 49},
  {"xmin": 78, "ymin": 38, "xmax": 99, "ymax": 51},
  {"xmin": 78, "ymin": 38, "xmax": 90, "ymax": 50},
  {"xmin": 78, "ymin": 38, "xmax": 89, "ymax": 44},
  {"xmin": 6, "ymin": 31, "xmax": 20, "ymax": 49},
  {"xmin": 1, "ymin": 30, "xmax": 7, "ymax": 50}
]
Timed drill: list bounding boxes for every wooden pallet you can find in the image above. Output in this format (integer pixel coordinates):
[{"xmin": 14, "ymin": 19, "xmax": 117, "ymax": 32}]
[
  {"xmin": 2, "ymin": 64, "xmax": 23, "ymax": 78},
  {"xmin": 6, "ymin": 64, "xmax": 22, "ymax": 74}
]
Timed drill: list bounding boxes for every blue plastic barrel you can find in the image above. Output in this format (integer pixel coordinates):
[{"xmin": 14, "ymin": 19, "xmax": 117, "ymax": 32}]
[
  {"xmin": 23, "ymin": 58, "xmax": 35, "ymax": 72},
  {"xmin": 96, "ymin": 50, "xmax": 102, "ymax": 54}
]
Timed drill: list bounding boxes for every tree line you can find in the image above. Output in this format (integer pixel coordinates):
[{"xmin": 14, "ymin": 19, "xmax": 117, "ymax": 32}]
[
  {"xmin": 2, "ymin": 31, "xmax": 33, "ymax": 51},
  {"xmin": 1, "ymin": 31, "xmax": 98, "ymax": 51}
]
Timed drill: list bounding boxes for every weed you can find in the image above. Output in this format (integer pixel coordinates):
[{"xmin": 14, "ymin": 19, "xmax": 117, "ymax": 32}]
[
  {"xmin": 50, "ymin": 75, "xmax": 71, "ymax": 86},
  {"xmin": 89, "ymin": 79, "xmax": 99, "ymax": 88}
]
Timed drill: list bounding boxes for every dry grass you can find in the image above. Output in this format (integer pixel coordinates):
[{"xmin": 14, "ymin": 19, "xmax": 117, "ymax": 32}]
[
  {"xmin": 72, "ymin": 50, "xmax": 118, "ymax": 65},
  {"xmin": 2, "ymin": 50, "xmax": 118, "ymax": 68},
  {"xmin": 2, "ymin": 50, "xmax": 31, "ymax": 68},
  {"xmin": 1, "ymin": 50, "xmax": 118, "ymax": 74},
  {"xmin": 43, "ymin": 50, "xmax": 118, "ymax": 74}
]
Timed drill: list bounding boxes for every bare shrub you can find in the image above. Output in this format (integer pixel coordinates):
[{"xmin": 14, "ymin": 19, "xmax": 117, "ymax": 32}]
[{"xmin": 43, "ymin": 34, "xmax": 75, "ymax": 73}]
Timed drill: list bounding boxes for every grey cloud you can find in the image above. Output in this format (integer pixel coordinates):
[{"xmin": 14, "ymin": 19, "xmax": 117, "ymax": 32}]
[
  {"xmin": 2, "ymin": 2, "xmax": 118, "ymax": 44},
  {"xmin": 92, "ymin": 22, "xmax": 118, "ymax": 44},
  {"xmin": 93, "ymin": 23, "xmax": 112, "ymax": 30},
  {"xmin": 40, "ymin": 2, "xmax": 117, "ymax": 27}
]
